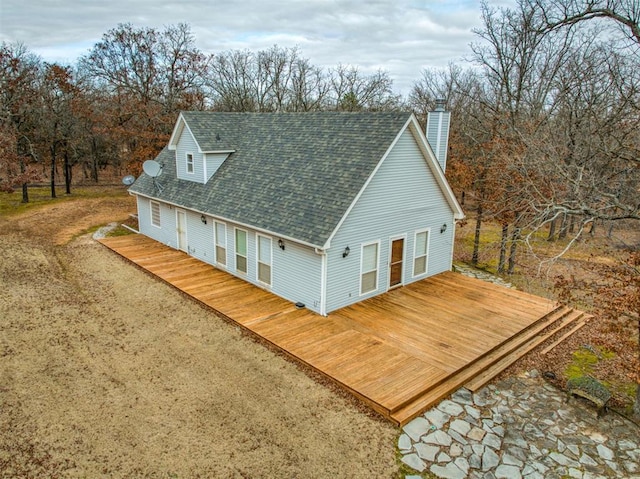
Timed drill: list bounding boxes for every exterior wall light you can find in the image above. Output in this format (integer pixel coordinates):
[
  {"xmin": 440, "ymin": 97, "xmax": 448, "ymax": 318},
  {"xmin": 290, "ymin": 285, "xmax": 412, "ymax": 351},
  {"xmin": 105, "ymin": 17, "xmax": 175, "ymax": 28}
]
[
  {"xmin": 343, "ymin": 246, "xmax": 350, "ymax": 258},
  {"xmin": 278, "ymin": 239, "xmax": 285, "ymax": 250},
  {"xmin": 201, "ymin": 215, "xmax": 207, "ymax": 225},
  {"xmin": 440, "ymin": 223, "xmax": 447, "ymax": 234}
]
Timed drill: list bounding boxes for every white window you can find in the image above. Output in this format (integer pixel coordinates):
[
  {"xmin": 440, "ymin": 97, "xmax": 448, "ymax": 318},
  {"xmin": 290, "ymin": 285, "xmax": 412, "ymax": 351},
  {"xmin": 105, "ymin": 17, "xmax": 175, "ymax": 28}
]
[
  {"xmin": 257, "ymin": 235, "xmax": 272, "ymax": 285},
  {"xmin": 360, "ymin": 242, "xmax": 379, "ymax": 294},
  {"xmin": 235, "ymin": 228, "xmax": 248, "ymax": 274},
  {"xmin": 413, "ymin": 229, "xmax": 430, "ymax": 276},
  {"xmin": 186, "ymin": 152, "xmax": 194, "ymax": 174},
  {"xmin": 150, "ymin": 201, "xmax": 161, "ymax": 227},
  {"xmin": 215, "ymin": 221, "xmax": 226, "ymax": 266}
]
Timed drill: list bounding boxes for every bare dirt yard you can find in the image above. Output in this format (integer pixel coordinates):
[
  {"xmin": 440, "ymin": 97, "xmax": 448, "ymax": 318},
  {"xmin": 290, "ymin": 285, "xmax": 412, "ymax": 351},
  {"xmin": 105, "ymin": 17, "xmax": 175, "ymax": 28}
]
[{"xmin": 0, "ymin": 187, "xmax": 398, "ymax": 478}]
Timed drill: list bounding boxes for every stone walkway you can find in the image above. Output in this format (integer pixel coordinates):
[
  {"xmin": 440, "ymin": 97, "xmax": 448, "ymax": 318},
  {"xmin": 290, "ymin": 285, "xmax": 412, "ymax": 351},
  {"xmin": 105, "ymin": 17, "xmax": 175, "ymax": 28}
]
[
  {"xmin": 453, "ymin": 263, "xmax": 513, "ymax": 289},
  {"xmin": 399, "ymin": 371, "xmax": 640, "ymax": 479}
]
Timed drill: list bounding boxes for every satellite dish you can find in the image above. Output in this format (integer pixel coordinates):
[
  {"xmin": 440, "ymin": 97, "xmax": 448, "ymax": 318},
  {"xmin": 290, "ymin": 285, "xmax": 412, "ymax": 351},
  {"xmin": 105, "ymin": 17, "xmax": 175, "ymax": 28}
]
[
  {"xmin": 143, "ymin": 160, "xmax": 163, "ymax": 178},
  {"xmin": 122, "ymin": 175, "xmax": 136, "ymax": 186}
]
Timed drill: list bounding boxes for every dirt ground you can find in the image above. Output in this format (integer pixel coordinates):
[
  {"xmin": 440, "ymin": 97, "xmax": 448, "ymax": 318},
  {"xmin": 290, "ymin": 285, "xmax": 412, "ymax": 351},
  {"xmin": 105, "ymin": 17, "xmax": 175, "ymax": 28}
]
[{"xmin": 0, "ymin": 190, "xmax": 398, "ymax": 478}]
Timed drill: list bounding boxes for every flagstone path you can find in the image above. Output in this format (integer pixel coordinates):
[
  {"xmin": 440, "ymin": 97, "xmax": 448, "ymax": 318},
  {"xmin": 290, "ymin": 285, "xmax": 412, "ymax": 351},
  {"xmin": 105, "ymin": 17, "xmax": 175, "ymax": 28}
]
[{"xmin": 399, "ymin": 371, "xmax": 640, "ymax": 479}]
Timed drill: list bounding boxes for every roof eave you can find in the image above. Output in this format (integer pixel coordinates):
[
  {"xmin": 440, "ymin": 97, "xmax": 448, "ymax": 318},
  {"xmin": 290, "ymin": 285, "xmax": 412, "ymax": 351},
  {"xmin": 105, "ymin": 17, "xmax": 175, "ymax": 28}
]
[{"xmin": 129, "ymin": 189, "xmax": 325, "ymax": 250}]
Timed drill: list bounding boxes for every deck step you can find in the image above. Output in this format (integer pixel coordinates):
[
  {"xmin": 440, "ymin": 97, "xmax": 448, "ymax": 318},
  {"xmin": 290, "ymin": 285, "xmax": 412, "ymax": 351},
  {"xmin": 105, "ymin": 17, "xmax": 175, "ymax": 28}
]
[
  {"xmin": 464, "ymin": 309, "xmax": 585, "ymax": 392},
  {"xmin": 540, "ymin": 316, "xmax": 590, "ymax": 355},
  {"xmin": 390, "ymin": 305, "xmax": 582, "ymax": 425}
]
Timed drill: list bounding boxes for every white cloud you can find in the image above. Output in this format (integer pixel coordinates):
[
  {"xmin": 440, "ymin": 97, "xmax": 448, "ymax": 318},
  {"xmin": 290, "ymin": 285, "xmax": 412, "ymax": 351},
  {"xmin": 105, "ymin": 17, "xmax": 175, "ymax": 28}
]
[{"xmin": 0, "ymin": 0, "xmax": 506, "ymax": 95}]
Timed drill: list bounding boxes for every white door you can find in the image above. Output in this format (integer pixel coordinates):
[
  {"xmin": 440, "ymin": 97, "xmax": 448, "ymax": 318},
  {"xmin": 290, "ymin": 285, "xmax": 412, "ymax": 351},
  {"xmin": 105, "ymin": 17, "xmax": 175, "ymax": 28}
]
[{"xmin": 176, "ymin": 210, "xmax": 187, "ymax": 252}]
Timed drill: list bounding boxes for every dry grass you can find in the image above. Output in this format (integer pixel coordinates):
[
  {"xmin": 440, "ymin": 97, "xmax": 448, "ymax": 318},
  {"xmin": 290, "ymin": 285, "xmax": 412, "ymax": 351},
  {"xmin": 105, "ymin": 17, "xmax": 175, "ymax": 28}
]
[{"xmin": 0, "ymin": 187, "xmax": 398, "ymax": 478}]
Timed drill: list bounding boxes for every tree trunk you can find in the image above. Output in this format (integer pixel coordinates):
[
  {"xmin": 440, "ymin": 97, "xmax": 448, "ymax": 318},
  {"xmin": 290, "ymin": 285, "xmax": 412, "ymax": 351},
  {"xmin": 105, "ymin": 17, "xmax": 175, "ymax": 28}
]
[
  {"xmin": 569, "ymin": 214, "xmax": 575, "ymax": 234},
  {"xmin": 507, "ymin": 214, "xmax": 522, "ymax": 275},
  {"xmin": 498, "ymin": 223, "xmax": 509, "ymax": 273},
  {"xmin": 547, "ymin": 217, "xmax": 556, "ymax": 241},
  {"xmin": 19, "ymin": 159, "xmax": 29, "ymax": 203},
  {"xmin": 92, "ymin": 138, "xmax": 99, "ymax": 183},
  {"xmin": 589, "ymin": 219, "xmax": 597, "ymax": 236},
  {"xmin": 64, "ymin": 146, "xmax": 71, "ymax": 195},
  {"xmin": 50, "ymin": 143, "xmax": 57, "ymax": 199},
  {"xmin": 558, "ymin": 213, "xmax": 568, "ymax": 239},
  {"xmin": 472, "ymin": 201, "xmax": 483, "ymax": 266}
]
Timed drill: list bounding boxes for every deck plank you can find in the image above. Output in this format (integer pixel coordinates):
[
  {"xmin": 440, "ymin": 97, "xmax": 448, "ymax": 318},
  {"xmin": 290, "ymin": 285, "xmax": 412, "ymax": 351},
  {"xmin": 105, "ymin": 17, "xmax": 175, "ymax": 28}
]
[{"xmin": 99, "ymin": 234, "xmax": 560, "ymax": 425}]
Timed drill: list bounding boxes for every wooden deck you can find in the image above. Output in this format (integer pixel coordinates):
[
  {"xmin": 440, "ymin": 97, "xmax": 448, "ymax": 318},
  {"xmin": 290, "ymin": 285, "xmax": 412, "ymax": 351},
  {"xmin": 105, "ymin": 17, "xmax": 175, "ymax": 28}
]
[{"xmin": 99, "ymin": 234, "xmax": 585, "ymax": 425}]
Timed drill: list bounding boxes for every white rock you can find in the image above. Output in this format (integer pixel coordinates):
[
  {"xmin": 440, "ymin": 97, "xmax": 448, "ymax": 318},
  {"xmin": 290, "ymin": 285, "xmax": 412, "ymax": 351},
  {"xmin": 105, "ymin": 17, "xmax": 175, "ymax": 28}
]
[
  {"xmin": 401, "ymin": 453, "xmax": 426, "ymax": 472},
  {"xmin": 454, "ymin": 456, "xmax": 469, "ymax": 475},
  {"xmin": 597, "ymin": 444, "xmax": 614, "ymax": 461},
  {"xmin": 398, "ymin": 433, "xmax": 413, "ymax": 452},
  {"xmin": 502, "ymin": 453, "xmax": 524, "ymax": 467},
  {"xmin": 437, "ymin": 399, "xmax": 464, "ymax": 416},
  {"xmin": 430, "ymin": 463, "xmax": 466, "ymax": 479},
  {"xmin": 425, "ymin": 408, "xmax": 451, "ymax": 429},
  {"xmin": 423, "ymin": 430, "xmax": 453, "ymax": 447},
  {"xmin": 495, "ymin": 464, "xmax": 522, "ymax": 479},
  {"xmin": 450, "ymin": 419, "xmax": 471, "ymax": 436},
  {"xmin": 482, "ymin": 447, "xmax": 500, "ymax": 470},
  {"xmin": 568, "ymin": 468, "xmax": 583, "ymax": 479},
  {"xmin": 465, "ymin": 404, "xmax": 481, "ymax": 419},
  {"xmin": 579, "ymin": 453, "xmax": 598, "ymax": 467},
  {"xmin": 452, "ymin": 388, "xmax": 474, "ymax": 405},
  {"xmin": 403, "ymin": 416, "xmax": 431, "ymax": 442},
  {"xmin": 415, "ymin": 443, "xmax": 439, "ymax": 462},
  {"xmin": 483, "ymin": 432, "xmax": 502, "ymax": 450}
]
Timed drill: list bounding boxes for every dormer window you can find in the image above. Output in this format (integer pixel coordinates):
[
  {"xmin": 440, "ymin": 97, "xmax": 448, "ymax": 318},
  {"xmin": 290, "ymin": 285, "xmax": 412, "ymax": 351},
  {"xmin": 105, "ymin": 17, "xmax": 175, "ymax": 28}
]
[{"xmin": 186, "ymin": 152, "xmax": 194, "ymax": 174}]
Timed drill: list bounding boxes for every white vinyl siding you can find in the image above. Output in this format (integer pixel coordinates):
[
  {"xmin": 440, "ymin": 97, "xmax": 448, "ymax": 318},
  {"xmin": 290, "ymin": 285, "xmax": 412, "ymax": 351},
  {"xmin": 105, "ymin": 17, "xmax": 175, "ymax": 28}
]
[
  {"xmin": 215, "ymin": 221, "xmax": 227, "ymax": 266},
  {"xmin": 175, "ymin": 127, "xmax": 204, "ymax": 183},
  {"xmin": 360, "ymin": 242, "xmax": 379, "ymax": 294},
  {"xmin": 186, "ymin": 152, "xmax": 194, "ymax": 174},
  {"xmin": 150, "ymin": 201, "xmax": 161, "ymax": 227},
  {"xmin": 235, "ymin": 228, "xmax": 248, "ymax": 274},
  {"xmin": 413, "ymin": 229, "xmax": 430, "ymax": 276},
  {"xmin": 325, "ymin": 128, "xmax": 457, "ymax": 313},
  {"xmin": 257, "ymin": 235, "xmax": 272, "ymax": 285}
]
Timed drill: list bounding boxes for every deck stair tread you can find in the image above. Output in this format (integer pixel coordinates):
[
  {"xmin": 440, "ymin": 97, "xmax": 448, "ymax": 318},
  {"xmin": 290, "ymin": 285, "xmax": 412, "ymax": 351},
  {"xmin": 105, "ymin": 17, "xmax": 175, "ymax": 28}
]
[{"xmin": 391, "ymin": 305, "xmax": 586, "ymax": 425}]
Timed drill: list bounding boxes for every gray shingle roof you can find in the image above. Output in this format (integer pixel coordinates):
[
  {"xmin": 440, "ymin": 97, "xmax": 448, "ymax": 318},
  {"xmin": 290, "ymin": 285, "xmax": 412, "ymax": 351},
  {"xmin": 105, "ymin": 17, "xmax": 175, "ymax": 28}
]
[{"xmin": 129, "ymin": 111, "xmax": 412, "ymax": 248}]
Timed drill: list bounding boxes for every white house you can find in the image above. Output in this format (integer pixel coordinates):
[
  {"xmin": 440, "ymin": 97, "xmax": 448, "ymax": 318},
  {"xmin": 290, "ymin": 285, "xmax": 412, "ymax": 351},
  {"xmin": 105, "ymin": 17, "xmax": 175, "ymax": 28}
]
[{"xmin": 129, "ymin": 110, "xmax": 464, "ymax": 315}]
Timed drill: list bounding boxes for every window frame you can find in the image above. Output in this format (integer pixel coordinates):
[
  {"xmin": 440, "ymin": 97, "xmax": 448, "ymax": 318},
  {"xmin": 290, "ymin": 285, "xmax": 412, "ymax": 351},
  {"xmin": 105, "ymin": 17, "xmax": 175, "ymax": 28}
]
[
  {"xmin": 150, "ymin": 200, "xmax": 161, "ymax": 228},
  {"xmin": 256, "ymin": 234, "xmax": 272, "ymax": 286},
  {"xmin": 412, "ymin": 228, "xmax": 430, "ymax": 277},
  {"xmin": 235, "ymin": 227, "xmax": 248, "ymax": 274},
  {"xmin": 360, "ymin": 240, "xmax": 380, "ymax": 295},
  {"xmin": 214, "ymin": 221, "xmax": 227, "ymax": 267},
  {"xmin": 186, "ymin": 152, "xmax": 194, "ymax": 174}
]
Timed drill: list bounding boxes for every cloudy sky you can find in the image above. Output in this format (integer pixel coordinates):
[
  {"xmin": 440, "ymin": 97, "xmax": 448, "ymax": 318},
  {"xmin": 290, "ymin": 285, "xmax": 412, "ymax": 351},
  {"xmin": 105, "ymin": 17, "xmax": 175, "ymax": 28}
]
[{"xmin": 0, "ymin": 0, "xmax": 512, "ymax": 94}]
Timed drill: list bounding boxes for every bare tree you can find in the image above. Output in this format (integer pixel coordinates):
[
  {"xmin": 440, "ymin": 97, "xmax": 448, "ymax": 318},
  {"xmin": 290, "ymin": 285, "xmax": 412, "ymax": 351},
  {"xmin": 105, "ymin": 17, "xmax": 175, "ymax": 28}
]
[
  {"xmin": 530, "ymin": 0, "xmax": 640, "ymax": 45},
  {"xmin": 0, "ymin": 43, "xmax": 42, "ymax": 201},
  {"xmin": 328, "ymin": 65, "xmax": 401, "ymax": 111}
]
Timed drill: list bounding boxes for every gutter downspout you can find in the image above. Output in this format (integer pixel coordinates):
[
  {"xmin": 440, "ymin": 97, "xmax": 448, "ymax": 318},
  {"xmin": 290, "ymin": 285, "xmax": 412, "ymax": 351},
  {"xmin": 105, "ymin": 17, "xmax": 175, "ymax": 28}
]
[{"xmin": 315, "ymin": 247, "xmax": 328, "ymax": 316}]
